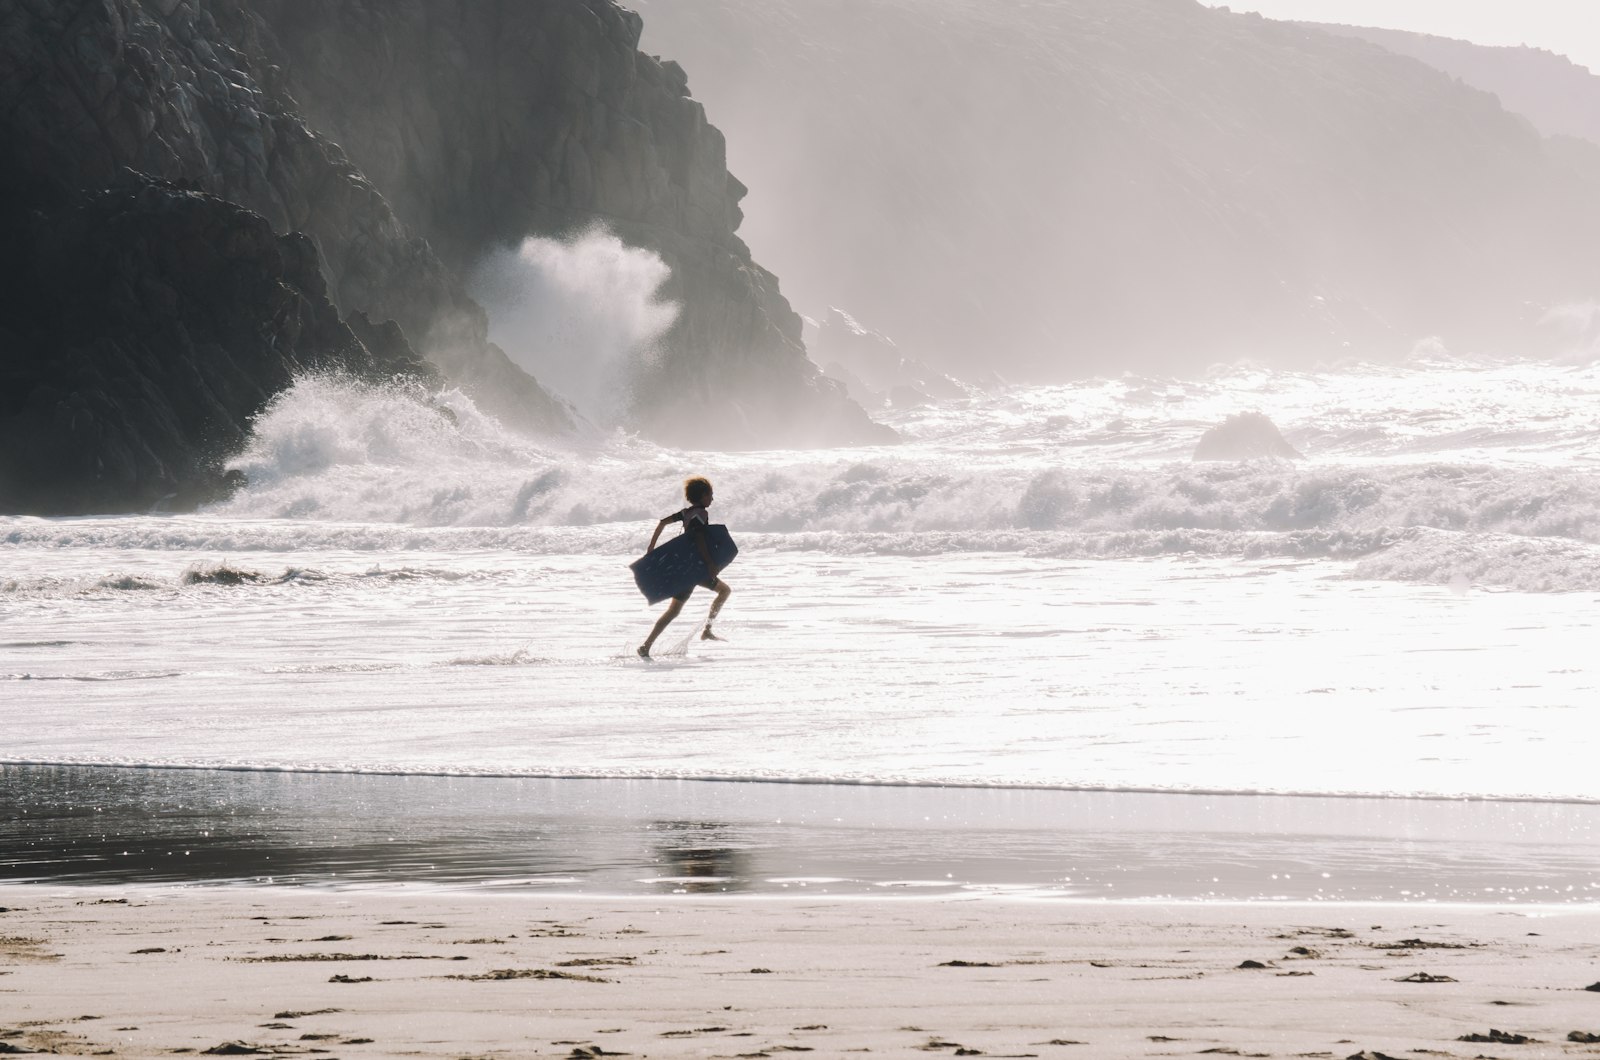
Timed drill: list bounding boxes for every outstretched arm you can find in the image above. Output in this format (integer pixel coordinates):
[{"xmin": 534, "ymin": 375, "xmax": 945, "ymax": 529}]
[{"xmin": 645, "ymin": 518, "xmax": 670, "ymax": 553}]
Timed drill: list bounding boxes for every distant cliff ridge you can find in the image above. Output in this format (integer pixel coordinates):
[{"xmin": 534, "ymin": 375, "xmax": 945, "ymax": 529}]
[
  {"xmin": 633, "ymin": 0, "xmax": 1600, "ymax": 377},
  {"xmin": 0, "ymin": 0, "xmax": 886, "ymax": 513},
  {"xmin": 1303, "ymin": 23, "xmax": 1600, "ymax": 148}
]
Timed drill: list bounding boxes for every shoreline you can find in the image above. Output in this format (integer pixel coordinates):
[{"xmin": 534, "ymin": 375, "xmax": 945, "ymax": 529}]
[
  {"xmin": 12, "ymin": 878, "xmax": 1600, "ymax": 914},
  {"xmin": 5, "ymin": 883, "xmax": 1600, "ymax": 1059},
  {"xmin": 9, "ymin": 757, "xmax": 1600, "ymax": 806}
]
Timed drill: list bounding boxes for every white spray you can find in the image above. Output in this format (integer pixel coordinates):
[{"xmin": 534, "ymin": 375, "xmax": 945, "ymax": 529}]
[{"xmin": 471, "ymin": 226, "xmax": 681, "ymax": 426}]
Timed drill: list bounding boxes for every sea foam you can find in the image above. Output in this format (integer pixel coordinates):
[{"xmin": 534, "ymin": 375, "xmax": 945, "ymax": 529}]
[{"xmin": 10, "ymin": 359, "xmax": 1600, "ymax": 591}]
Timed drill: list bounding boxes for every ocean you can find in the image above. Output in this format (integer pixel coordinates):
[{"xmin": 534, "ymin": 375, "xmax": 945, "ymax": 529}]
[{"xmin": 3, "ymin": 356, "xmax": 1598, "ymax": 898}]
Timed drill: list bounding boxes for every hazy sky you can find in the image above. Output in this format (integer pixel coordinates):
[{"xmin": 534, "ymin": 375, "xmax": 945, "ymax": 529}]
[{"xmin": 1206, "ymin": 1, "xmax": 1600, "ymax": 73}]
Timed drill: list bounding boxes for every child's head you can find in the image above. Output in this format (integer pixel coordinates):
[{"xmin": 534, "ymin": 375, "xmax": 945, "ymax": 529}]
[{"xmin": 684, "ymin": 476, "xmax": 714, "ymax": 506}]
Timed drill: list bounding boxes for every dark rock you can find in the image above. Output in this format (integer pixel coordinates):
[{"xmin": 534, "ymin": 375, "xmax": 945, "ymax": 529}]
[
  {"xmin": 0, "ymin": 179, "xmax": 428, "ymax": 514},
  {"xmin": 1568, "ymin": 1031, "xmax": 1600, "ymax": 1044},
  {"xmin": 1236, "ymin": 959, "xmax": 1270, "ymax": 969},
  {"xmin": 1457, "ymin": 1029, "xmax": 1538, "ymax": 1044},
  {"xmin": 1378, "ymin": 938, "xmax": 1470, "ymax": 950},
  {"xmin": 1193, "ymin": 413, "xmax": 1305, "ymax": 462},
  {"xmin": 0, "ymin": 0, "xmax": 569, "ymax": 441}
]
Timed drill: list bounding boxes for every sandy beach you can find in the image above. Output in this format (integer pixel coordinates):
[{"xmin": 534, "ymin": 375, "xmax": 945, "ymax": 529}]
[
  {"xmin": 4, "ymin": 886, "xmax": 1599, "ymax": 1059},
  {"xmin": 9, "ymin": 1, "xmax": 1600, "ymax": 1058}
]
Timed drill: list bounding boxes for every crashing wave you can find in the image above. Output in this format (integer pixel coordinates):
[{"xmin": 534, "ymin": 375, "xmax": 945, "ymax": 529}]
[{"xmin": 9, "ymin": 361, "xmax": 1600, "ymax": 591}]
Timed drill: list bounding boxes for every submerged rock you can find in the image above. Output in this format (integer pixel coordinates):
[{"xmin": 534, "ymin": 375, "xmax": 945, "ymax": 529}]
[{"xmin": 1193, "ymin": 413, "xmax": 1304, "ymax": 461}]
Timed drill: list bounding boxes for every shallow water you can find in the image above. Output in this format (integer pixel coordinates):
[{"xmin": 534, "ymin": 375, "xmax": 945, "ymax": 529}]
[
  {"xmin": 2, "ymin": 546, "xmax": 1597, "ymax": 800},
  {"xmin": 3, "ymin": 359, "xmax": 1599, "ymax": 810}
]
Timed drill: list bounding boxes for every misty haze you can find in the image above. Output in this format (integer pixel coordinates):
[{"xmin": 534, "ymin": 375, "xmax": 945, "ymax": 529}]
[
  {"xmin": 636, "ymin": 0, "xmax": 1600, "ymax": 377},
  {"xmin": 1, "ymin": 0, "xmax": 1598, "ymax": 1056}
]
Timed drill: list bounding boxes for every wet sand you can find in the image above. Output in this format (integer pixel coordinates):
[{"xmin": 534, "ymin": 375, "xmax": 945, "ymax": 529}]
[
  {"xmin": 4, "ymin": 885, "xmax": 1599, "ymax": 1058},
  {"xmin": 6, "ymin": 766, "xmax": 1598, "ymax": 903}
]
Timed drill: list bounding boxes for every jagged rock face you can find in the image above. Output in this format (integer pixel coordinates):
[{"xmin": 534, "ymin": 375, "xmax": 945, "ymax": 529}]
[
  {"xmin": 0, "ymin": 0, "xmax": 885, "ymax": 482},
  {"xmin": 633, "ymin": 0, "xmax": 1600, "ymax": 376},
  {"xmin": 0, "ymin": 0, "xmax": 568, "ymax": 437},
  {"xmin": 227, "ymin": 0, "xmax": 890, "ymax": 448},
  {"xmin": 1193, "ymin": 413, "xmax": 1304, "ymax": 462},
  {"xmin": 0, "ymin": 180, "xmax": 430, "ymax": 515}
]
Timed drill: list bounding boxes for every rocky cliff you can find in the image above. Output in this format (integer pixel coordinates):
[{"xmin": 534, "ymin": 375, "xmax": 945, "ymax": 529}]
[
  {"xmin": 0, "ymin": 0, "xmax": 568, "ymax": 441},
  {"xmin": 218, "ymin": 0, "xmax": 885, "ymax": 448},
  {"xmin": 0, "ymin": 176, "xmax": 430, "ymax": 513},
  {"xmin": 632, "ymin": 0, "xmax": 1600, "ymax": 377},
  {"xmin": 0, "ymin": 0, "xmax": 885, "ymax": 513}
]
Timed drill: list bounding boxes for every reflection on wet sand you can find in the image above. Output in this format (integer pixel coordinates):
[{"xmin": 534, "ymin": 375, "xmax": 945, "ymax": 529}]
[
  {"xmin": 2, "ymin": 765, "xmax": 1597, "ymax": 903},
  {"xmin": 649, "ymin": 820, "xmax": 755, "ymax": 893}
]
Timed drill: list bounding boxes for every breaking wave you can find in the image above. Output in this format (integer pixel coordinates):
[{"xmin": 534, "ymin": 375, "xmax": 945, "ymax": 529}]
[
  {"xmin": 10, "ymin": 358, "xmax": 1600, "ymax": 591},
  {"xmin": 207, "ymin": 375, "xmax": 1600, "ymax": 541}
]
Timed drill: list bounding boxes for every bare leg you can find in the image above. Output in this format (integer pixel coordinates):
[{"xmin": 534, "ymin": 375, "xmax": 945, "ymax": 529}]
[
  {"xmin": 701, "ymin": 579, "xmax": 731, "ymax": 640},
  {"xmin": 639, "ymin": 596, "xmax": 687, "ymax": 657}
]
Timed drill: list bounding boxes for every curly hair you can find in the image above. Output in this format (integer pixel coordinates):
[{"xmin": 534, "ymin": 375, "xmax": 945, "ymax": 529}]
[{"xmin": 684, "ymin": 476, "xmax": 713, "ymax": 504}]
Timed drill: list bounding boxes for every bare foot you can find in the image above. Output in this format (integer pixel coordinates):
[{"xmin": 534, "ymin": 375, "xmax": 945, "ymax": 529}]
[
  {"xmin": 636, "ymin": 645, "xmax": 651, "ymax": 659},
  {"xmin": 700, "ymin": 627, "xmax": 722, "ymax": 641}
]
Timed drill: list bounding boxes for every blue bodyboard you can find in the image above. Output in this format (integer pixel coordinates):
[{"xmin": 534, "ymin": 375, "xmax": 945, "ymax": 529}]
[{"xmin": 630, "ymin": 524, "xmax": 738, "ymax": 604}]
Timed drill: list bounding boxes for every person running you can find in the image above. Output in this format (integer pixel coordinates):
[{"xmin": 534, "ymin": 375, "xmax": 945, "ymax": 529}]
[{"xmin": 637, "ymin": 476, "xmax": 732, "ymax": 658}]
